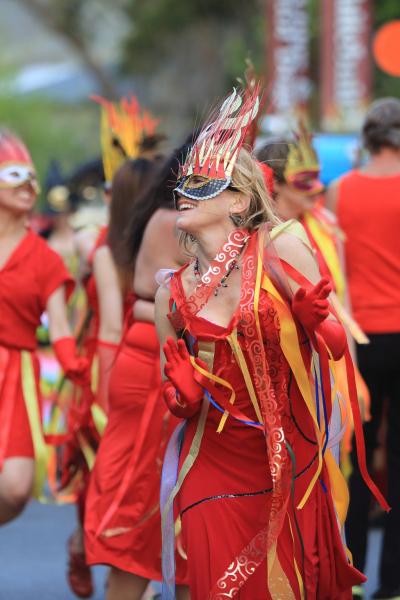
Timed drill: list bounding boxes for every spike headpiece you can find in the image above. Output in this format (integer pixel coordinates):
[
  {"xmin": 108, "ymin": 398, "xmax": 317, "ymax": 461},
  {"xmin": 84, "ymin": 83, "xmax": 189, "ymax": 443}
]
[
  {"xmin": 284, "ymin": 119, "xmax": 323, "ymax": 196},
  {"xmin": 175, "ymin": 86, "xmax": 260, "ymax": 201},
  {"xmin": 92, "ymin": 95, "xmax": 159, "ymax": 185}
]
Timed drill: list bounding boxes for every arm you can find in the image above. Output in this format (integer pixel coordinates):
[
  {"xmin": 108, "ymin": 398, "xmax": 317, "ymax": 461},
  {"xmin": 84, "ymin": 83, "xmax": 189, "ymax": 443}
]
[
  {"xmin": 274, "ymin": 232, "xmax": 347, "ymax": 360},
  {"xmin": 47, "ymin": 285, "xmax": 73, "ymax": 341},
  {"xmin": 325, "ymin": 178, "xmax": 340, "ymax": 214},
  {"xmin": 94, "ymin": 245, "xmax": 123, "ymax": 344},
  {"xmin": 155, "ymin": 283, "xmax": 178, "ymax": 380},
  {"xmin": 155, "ymin": 284, "xmax": 204, "ymax": 418},
  {"xmin": 47, "ymin": 286, "xmax": 90, "ymax": 385}
]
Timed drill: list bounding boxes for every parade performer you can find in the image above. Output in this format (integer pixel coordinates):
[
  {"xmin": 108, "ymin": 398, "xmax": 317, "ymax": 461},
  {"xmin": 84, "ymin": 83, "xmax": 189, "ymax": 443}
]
[
  {"xmin": 327, "ymin": 98, "xmax": 400, "ymax": 600},
  {"xmin": 85, "ymin": 144, "xmax": 190, "ymax": 600},
  {"xmin": 155, "ymin": 88, "xmax": 388, "ymax": 599},
  {"xmin": 257, "ymin": 127, "xmax": 370, "ymax": 434},
  {"xmin": 63, "ymin": 96, "xmax": 159, "ymax": 598},
  {"xmin": 0, "ymin": 129, "xmax": 89, "ymax": 526}
]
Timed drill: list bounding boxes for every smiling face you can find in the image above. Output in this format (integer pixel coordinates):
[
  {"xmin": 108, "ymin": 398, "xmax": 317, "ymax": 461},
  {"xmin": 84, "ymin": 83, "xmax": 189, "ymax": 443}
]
[
  {"xmin": 0, "ymin": 179, "xmax": 38, "ymax": 215},
  {"xmin": 175, "ymin": 187, "xmax": 237, "ymax": 235}
]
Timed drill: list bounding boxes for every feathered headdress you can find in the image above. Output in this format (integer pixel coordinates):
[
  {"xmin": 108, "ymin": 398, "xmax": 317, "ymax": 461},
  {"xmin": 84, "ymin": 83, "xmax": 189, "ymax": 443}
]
[
  {"xmin": 92, "ymin": 95, "xmax": 159, "ymax": 185},
  {"xmin": 175, "ymin": 85, "xmax": 260, "ymax": 200},
  {"xmin": 0, "ymin": 130, "xmax": 39, "ymax": 191},
  {"xmin": 284, "ymin": 119, "xmax": 323, "ymax": 195}
]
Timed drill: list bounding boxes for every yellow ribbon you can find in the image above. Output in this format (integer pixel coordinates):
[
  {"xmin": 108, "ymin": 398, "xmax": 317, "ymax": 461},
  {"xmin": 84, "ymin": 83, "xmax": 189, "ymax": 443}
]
[
  {"xmin": 21, "ymin": 351, "xmax": 51, "ymax": 500},
  {"xmin": 226, "ymin": 330, "xmax": 264, "ymax": 426},
  {"xmin": 91, "ymin": 402, "xmax": 108, "ymax": 437},
  {"xmin": 303, "ymin": 212, "xmax": 346, "ymax": 303},
  {"xmin": 261, "ymin": 274, "xmax": 324, "ymax": 509},
  {"xmin": 189, "ymin": 356, "xmax": 236, "ymax": 434}
]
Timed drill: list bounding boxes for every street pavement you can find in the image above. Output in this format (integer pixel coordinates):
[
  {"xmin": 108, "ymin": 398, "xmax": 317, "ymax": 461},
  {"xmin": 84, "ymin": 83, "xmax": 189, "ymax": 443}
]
[{"xmin": 0, "ymin": 500, "xmax": 380, "ymax": 599}]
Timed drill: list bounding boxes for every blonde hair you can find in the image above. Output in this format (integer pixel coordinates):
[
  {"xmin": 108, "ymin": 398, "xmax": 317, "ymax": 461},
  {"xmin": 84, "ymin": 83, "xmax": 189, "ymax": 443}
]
[
  {"xmin": 180, "ymin": 147, "xmax": 279, "ymax": 252},
  {"xmin": 231, "ymin": 147, "xmax": 279, "ymax": 229}
]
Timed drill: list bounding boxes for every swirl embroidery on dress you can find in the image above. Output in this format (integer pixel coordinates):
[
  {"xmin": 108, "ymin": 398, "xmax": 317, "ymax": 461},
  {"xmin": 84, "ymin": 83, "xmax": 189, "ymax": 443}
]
[
  {"xmin": 213, "ymin": 527, "xmax": 269, "ymax": 599},
  {"xmin": 210, "ymin": 232, "xmax": 295, "ymax": 598}
]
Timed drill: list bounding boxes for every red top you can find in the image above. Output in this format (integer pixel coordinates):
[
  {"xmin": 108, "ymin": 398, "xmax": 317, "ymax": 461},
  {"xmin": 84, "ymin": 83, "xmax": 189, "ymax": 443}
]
[
  {"xmin": 337, "ymin": 171, "xmax": 400, "ymax": 333},
  {"xmin": 0, "ymin": 229, "xmax": 74, "ymax": 351}
]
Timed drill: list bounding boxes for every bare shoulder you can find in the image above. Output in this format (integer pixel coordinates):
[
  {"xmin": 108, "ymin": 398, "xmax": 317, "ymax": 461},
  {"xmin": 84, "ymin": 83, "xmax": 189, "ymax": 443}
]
[
  {"xmin": 273, "ymin": 230, "xmax": 312, "ymax": 261},
  {"xmin": 325, "ymin": 176, "xmax": 344, "ymax": 213},
  {"xmin": 93, "ymin": 244, "xmax": 112, "ymax": 265},
  {"xmin": 144, "ymin": 208, "xmax": 177, "ymax": 239},
  {"xmin": 273, "ymin": 230, "xmax": 320, "ymax": 285}
]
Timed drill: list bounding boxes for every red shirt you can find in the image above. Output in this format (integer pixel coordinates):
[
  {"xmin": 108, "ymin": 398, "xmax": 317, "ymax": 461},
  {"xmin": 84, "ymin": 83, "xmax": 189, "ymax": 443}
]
[
  {"xmin": 337, "ymin": 171, "xmax": 400, "ymax": 333},
  {"xmin": 0, "ymin": 230, "xmax": 74, "ymax": 350}
]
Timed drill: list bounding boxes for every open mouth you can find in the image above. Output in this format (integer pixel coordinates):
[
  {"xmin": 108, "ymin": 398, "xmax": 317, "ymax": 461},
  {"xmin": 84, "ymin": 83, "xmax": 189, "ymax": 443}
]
[{"xmin": 177, "ymin": 200, "xmax": 198, "ymax": 211}]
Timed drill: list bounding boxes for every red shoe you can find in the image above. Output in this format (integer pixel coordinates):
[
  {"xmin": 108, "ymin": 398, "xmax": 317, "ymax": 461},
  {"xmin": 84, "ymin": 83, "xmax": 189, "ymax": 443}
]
[{"xmin": 67, "ymin": 535, "xmax": 94, "ymax": 598}]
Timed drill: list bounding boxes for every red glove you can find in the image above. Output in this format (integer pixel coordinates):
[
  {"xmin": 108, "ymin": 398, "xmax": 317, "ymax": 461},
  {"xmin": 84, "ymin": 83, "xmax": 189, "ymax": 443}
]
[
  {"xmin": 292, "ymin": 277, "xmax": 331, "ymax": 330},
  {"xmin": 53, "ymin": 337, "xmax": 90, "ymax": 387},
  {"xmin": 162, "ymin": 337, "xmax": 206, "ymax": 417},
  {"xmin": 292, "ymin": 278, "xmax": 346, "ymax": 360},
  {"xmin": 162, "ymin": 381, "xmax": 200, "ymax": 418}
]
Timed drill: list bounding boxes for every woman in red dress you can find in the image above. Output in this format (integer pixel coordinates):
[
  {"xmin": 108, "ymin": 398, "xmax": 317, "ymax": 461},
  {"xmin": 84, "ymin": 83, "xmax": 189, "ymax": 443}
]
[
  {"xmin": 65, "ymin": 96, "xmax": 161, "ymax": 598},
  {"xmin": 0, "ymin": 129, "xmax": 89, "ymax": 526},
  {"xmin": 85, "ymin": 147, "xmax": 189, "ymax": 600},
  {"xmin": 155, "ymin": 89, "xmax": 387, "ymax": 599}
]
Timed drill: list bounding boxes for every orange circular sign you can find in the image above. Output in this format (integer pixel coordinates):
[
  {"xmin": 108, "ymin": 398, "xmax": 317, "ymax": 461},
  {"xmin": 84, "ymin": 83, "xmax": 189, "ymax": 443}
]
[{"xmin": 373, "ymin": 21, "xmax": 400, "ymax": 77}]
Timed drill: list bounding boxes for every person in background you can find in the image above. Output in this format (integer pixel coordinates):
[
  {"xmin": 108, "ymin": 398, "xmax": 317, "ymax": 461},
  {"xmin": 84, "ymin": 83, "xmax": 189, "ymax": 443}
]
[
  {"xmin": 257, "ymin": 126, "xmax": 370, "ymax": 426},
  {"xmin": 0, "ymin": 129, "xmax": 89, "ymax": 526},
  {"xmin": 327, "ymin": 98, "xmax": 400, "ymax": 600},
  {"xmin": 84, "ymin": 144, "xmax": 190, "ymax": 600},
  {"xmin": 62, "ymin": 96, "xmax": 162, "ymax": 599}
]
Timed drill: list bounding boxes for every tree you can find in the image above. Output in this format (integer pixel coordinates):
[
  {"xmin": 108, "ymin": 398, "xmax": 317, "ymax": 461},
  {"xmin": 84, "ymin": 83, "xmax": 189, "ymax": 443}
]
[
  {"xmin": 14, "ymin": 0, "xmax": 120, "ymax": 97},
  {"xmin": 120, "ymin": 0, "xmax": 265, "ymax": 128}
]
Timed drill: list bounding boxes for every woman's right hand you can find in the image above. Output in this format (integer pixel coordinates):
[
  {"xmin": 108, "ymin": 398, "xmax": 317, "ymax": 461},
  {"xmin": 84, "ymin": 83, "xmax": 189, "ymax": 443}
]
[{"xmin": 162, "ymin": 337, "xmax": 206, "ymax": 416}]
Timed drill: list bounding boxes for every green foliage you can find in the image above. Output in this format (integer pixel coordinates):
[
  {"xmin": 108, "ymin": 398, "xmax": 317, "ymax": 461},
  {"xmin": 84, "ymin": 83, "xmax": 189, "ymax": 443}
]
[
  {"xmin": 121, "ymin": 0, "xmax": 263, "ymax": 75},
  {"xmin": 0, "ymin": 94, "xmax": 99, "ymax": 203}
]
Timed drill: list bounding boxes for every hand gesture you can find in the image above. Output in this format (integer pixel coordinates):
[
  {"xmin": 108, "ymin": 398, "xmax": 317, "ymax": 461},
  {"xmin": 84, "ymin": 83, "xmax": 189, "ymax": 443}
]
[{"xmin": 292, "ymin": 277, "xmax": 332, "ymax": 331}]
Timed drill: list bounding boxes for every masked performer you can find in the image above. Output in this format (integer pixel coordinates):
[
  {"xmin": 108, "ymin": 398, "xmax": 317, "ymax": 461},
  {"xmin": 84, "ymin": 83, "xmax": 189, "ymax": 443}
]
[
  {"xmin": 84, "ymin": 143, "xmax": 190, "ymax": 600},
  {"xmin": 63, "ymin": 97, "xmax": 160, "ymax": 598},
  {"xmin": 257, "ymin": 126, "xmax": 370, "ymax": 440},
  {"xmin": 327, "ymin": 98, "xmax": 400, "ymax": 600},
  {"xmin": 0, "ymin": 129, "xmax": 89, "ymax": 527},
  {"xmin": 155, "ymin": 89, "xmax": 388, "ymax": 599}
]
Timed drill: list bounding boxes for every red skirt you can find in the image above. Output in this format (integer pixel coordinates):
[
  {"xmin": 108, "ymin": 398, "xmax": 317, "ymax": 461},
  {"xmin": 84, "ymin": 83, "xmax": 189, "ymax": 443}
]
[
  {"xmin": 0, "ymin": 345, "xmax": 40, "ymax": 466},
  {"xmin": 84, "ymin": 322, "xmax": 187, "ymax": 583},
  {"xmin": 177, "ymin": 382, "xmax": 364, "ymax": 599}
]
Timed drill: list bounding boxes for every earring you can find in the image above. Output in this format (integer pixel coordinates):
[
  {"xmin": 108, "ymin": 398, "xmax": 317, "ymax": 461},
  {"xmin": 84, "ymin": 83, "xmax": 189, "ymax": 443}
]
[
  {"xmin": 229, "ymin": 212, "xmax": 245, "ymax": 227},
  {"xmin": 189, "ymin": 233, "xmax": 197, "ymax": 243}
]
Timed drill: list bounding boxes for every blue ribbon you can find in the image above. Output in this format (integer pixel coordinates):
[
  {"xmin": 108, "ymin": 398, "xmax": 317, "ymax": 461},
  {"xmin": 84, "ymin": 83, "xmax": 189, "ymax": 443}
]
[{"xmin": 160, "ymin": 421, "xmax": 186, "ymax": 600}]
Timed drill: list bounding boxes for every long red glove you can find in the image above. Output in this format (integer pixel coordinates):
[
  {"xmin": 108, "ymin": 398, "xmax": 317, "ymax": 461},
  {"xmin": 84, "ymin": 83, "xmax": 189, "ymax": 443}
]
[
  {"xmin": 53, "ymin": 337, "xmax": 90, "ymax": 386},
  {"xmin": 292, "ymin": 278, "xmax": 347, "ymax": 360},
  {"xmin": 162, "ymin": 337, "xmax": 207, "ymax": 418}
]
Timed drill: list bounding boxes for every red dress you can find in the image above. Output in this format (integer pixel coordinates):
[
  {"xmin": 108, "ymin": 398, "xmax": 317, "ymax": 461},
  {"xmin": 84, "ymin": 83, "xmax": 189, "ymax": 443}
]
[
  {"xmin": 166, "ymin": 230, "xmax": 365, "ymax": 599},
  {"xmin": 85, "ymin": 321, "xmax": 188, "ymax": 583},
  {"xmin": 0, "ymin": 230, "xmax": 73, "ymax": 477}
]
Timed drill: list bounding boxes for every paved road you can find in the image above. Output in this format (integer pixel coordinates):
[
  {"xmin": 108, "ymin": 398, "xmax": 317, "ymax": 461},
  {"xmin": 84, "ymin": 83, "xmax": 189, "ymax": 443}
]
[{"xmin": 0, "ymin": 500, "xmax": 381, "ymax": 599}]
